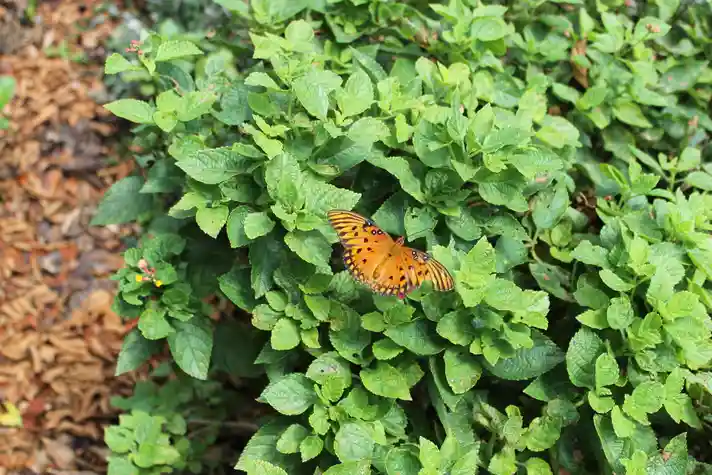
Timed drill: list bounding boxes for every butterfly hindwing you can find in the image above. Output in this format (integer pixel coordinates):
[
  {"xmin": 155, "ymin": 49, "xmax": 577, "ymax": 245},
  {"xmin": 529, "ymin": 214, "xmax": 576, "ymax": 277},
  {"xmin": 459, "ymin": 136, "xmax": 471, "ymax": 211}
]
[{"xmin": 405, "ymin": 248, "xmax": 454, "ymax": 292}]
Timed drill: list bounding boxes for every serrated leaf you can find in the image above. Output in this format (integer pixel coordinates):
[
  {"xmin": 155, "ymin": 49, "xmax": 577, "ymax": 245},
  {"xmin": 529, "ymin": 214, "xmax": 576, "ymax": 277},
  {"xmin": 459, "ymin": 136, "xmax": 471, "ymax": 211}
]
[
  {"xmin": 196, "ymin": 205, "xmax": 229, "ymax": 238},
  {"xmin": 167, "ymin": 318, "xmax": 213, "ymax": 380},
  {"xmin": 115, "ymin": 329, "xmax": 161, "ymax": 376},
  {"xmin": 177, "ymin": 147, "xmax": 255, "ymax": 184},
  {"xmin": 284, "ymin": 230, "xmax": 332, "ymax": 273},
  {"xmin": 271, "ymin": 318, "xmax": 301, "ymax": 351},
  {"xmin": 484, "ymin": 330, "xmax": 564, "ymax": 380},
  {"xmin": 104, "ymin": 99, "xmax": 155, "ymax": 124},
  {"xmin": 607, "ymin": 296, "xmax": 635, "ymax": 330},
  {"xmin": 337, "ymin": 69, "xmax": 373, "ymax": 117},
  {"xmin": 384, "ymin": 320, "xmax": 445, "ymax": 356},
  {"xmin": 260, "ymin": 374, "xmax": 317, "ymax": 415},
  {"xmin": 91, "ymin": 176, "xmax": 153, "ymax": 225},
  {"xmin": 244, "ymin": 212, "xmax": 276, "ymax": 239},
  {"xmin": 571, "ymin": 241, "xmax": 609, "ymax": 268},
  {"xmin": 444, "ymin": 348, "xmax": 482, "ymax": 394},
  {"xmin": 566, "ymin": 328, "xmax": 604, "ymax": 389},
  {"xmin": 360, "ymin": 362, "xmax": 412, "ymax": 400},
  {"xmin": 333, "ymin": 422, "xmax": 375, "ymax": 462},
  {"xmin": 105, "ymin": 53, "xmax": 137, "ymax": 74},
  {"xmin": 154, "ymin": 40, "xmax": 203, "ymax": 62},
  {"xmin": 293, "ymin": 68, "xmax": 342, "ymax": 120}
]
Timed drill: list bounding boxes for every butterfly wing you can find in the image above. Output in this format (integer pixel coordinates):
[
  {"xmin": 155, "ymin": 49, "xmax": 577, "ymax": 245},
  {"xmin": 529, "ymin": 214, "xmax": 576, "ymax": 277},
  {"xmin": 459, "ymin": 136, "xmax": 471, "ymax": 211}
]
[
  {"xmin": 398, "ymin": 247, "xmax": 454, "ymax": 292},
  {"xmin": 327, "ymin": 210, "xmax": 395, "ymax": 288},
  {"xmin": 327, "ymin": 210, "xmax": 454, "ymax": 297}
]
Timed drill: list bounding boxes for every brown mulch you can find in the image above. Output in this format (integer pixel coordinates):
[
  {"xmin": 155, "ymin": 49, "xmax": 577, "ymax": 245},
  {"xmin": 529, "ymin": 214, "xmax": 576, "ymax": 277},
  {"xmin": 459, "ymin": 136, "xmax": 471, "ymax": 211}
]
[{"xmin": 0, "ymin": 1, "xmax": 143, "ymax": 472}]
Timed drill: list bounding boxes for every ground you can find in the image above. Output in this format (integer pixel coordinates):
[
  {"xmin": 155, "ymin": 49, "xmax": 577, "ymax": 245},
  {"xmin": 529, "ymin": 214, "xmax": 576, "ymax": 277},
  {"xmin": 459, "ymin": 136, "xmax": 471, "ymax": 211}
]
[{"xmin": 0, "ymin": 1, "xmax": 141, "ymax": 472}]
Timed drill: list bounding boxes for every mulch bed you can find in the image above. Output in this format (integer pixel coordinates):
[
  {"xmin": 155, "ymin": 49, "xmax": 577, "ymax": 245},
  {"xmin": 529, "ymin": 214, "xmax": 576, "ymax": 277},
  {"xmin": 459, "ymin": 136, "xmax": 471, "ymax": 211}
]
[{"xmin": 0, "ymin": 0, "xmax": 144, "ymax": 472}]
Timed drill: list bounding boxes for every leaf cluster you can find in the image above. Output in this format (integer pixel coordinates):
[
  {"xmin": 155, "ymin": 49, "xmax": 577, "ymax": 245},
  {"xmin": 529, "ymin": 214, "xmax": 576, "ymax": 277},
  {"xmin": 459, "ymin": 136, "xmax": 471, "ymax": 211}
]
[{"xmin": 97, "ymin": 0, "xmax": 712, "ymax": 474}]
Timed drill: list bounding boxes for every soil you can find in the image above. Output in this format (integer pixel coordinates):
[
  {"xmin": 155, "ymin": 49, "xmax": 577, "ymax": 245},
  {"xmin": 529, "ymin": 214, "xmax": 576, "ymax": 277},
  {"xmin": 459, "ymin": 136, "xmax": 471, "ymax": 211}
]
[{"xmin": 0, "ymin": 1, "xmax": 145, "ymax": 472}]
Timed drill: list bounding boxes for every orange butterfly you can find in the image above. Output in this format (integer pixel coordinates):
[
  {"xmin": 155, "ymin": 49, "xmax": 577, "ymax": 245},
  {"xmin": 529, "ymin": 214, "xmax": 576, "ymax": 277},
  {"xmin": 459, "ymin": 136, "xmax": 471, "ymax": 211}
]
[{"xmin": 327, "ymin": 210, "xmax": 454, "ymax": 298}]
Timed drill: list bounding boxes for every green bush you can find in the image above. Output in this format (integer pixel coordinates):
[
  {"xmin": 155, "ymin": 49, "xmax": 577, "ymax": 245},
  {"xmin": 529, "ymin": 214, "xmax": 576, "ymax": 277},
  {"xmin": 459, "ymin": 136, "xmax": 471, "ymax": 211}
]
[{"xmin": 97, "ymin": 1, "xmax": 712, "ymax": 473}]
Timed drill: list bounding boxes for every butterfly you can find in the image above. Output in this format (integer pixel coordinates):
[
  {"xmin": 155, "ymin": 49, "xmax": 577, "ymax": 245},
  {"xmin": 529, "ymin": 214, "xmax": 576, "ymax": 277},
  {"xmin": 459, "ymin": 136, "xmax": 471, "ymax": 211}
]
[{"xmin": 327, "ymin": 210, "xmax": 454, "ymax": 298}]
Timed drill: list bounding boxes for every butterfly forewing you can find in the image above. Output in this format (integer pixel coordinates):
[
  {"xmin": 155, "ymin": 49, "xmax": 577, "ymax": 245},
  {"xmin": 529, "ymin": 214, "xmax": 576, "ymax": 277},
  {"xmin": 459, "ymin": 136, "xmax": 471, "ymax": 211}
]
[{"xmin": 328, "ymin": 210, "xmax": 394, "ymax": 285}]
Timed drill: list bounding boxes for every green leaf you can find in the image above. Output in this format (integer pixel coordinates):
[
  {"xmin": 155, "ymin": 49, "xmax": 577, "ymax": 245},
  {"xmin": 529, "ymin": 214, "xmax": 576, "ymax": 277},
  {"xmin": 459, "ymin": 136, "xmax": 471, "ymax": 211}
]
[
  {"xmin": 226, "ymin": 206, "xmax": 253, "ymax": 248},
  {"xmin": 622, "ymin": 381, "xmax": 665, "ymax": 425},
  {"xmin": 685, "ymin": 171, "xmax": 712, "ymax": 191},
  {"xmin": 300, "ymin": 435, "xmax": 323, "ymax": 462},
  {"xmin": 265, "ymin": 152, "xmax": 303, "ymax": 208},
  {"xmin": 566, "ymin": 328, "xmax": 604, "ymax": 389},
  {"xmin": 107, "ymin": 456, "xmax": 139, "ymax": 475},
  {"xmin": 284, "ymin": 231, "xmax": 332, "ymax": 272},
  {"xmin": 334, "ymin": 422, "xmax": 375, "ymax": 462},
  {"xmin": 177, "ymin": 147, "xmax": 255, "ymax": 184},
  {"xmin": 456, "ymin": 237, "xmax": 496, "ymax": 307},
  {"xmin": 91, "ymin": 176, "xmax": 153, "ymax": 225},
  {"xmin": 196, "ymin": 205, "xmax": 229, "ymax": 238},
  {"xmin": 571, "ymin": 241, "xmax": 609, "ymax": 268},
  {"xmin": 153, "ymin": 111, "xmax": 177, "ymax": 132},
  {"xmin": 293, "ymin": 68, "xmax": 342, "ymax": 120},
  {"xmin": 595, "ymin": 353, "xmax": 619, "ymax": 389},
  {"xmin": 323, "ymin": 461, "xmax": 371, "ymax": 475},
  {"xmin": 277, "ymin": 424, "xmax": 309, "ymax": 454},
  {"xmin": 260, "ymin": 374, "xmax": 317, "ymax": 415},
  {"xmin": 138, "ymin": 304, "xmax": 173, "ymax": 340},
  {"xmin": 485, "ymin": 331, "xmax": 564, "ymax": 381},
  {"xmin": 215, "ymin": 82, "xmax": 251, "ymax": 126},
  {"xmin": 525, "ymin": 458, "xmax": 553, "ymax": 475},
  {"xmin": 536, "ymin": 116, "xmax": 579, "ymax": 148},
  {"xmin": 244, "ymin": 212, "xmax": 276, "ymax": 239},
  {"xmin": 246, "ymin": 71, "xmax": 282, "ymax": 90},
  {"xmin": 384, "ymin": 320, "xmax": 445, "ymax": 356},
  {"xmin": 384, "ymin": 447, "xmax": 420, "ymax": 474},
  {"xmin": 105, "ymin": 426, "xmax": 134, "ymax": 453},
  {"xmin": 508, "ymin": 148, "xmax": 563, "ymax": 180},
  {"xmin": 176, "ymin": 91, "xmax": 217, "ymax": 122},
  {"xmin": 360, "ymin": 362, "xmax": 412, "ymax": 400},
  {"xmin": 167, "ymin": 318, "xmax": 213, "ymax": 380},
  {"xmin": 607, "ymin": 296, "xmax": 635, "ymax": 330},
  {"xmin": 599, "ymin": 269, "xmax": 634, "ymax": 292},
  {"xmin": 444, "ymin": 348, "xmax": 482, "ymax": 394},
  {"xmin": 236, "ymin": 422, "xmax": 297, "ymax": 473},
  {"xmin": 488, "ymin": 446, "xmax": 517, "ymax": 475},
  {"xmin": 611, "ymin": 405, "xmax": 636, "ymax": 438},
  {"xmin": 115, "ymin": 329, "xmax": 161, "ymax": 376},
  {"xmin": 613, "ymin": 101, "xmax": 652, "ymax": 128},
  {"xmin": 436, "ymin": 310, "xmax": 475, "ymax": 346},
  {"xmin": 419, "ymin": 437, "xmax": 441, "ymax": 470},
  {"xmin": 470, "ymin": 17, "xmax": 507, "ymax": 41},
  {"xmin": 337, "ymin": 69, "xmax": 373, "ymax": 117},
  {"xmin": 367, "ymin": 155, "xmax": 424, "ymax": 202},
  {"xmin": 646, "ymin": 434, "xmax": 688, "ymax": 474},
  {"xmin": 104, "ymin": 99, "xmax": 155, "ymax": 124},
  {"xmin": 664, "ymin": 393, "xmax": 701, "ymax": 428},
  {"xmin": 105, "ymin": 53, "xmax": 137, "ymax": 74},
  {"xmin": 372, "ymin": 338, "xmax": 404, "ymax": 360},
  {"xmin": 633, "ymin": 17, "xmax": 671, "ymax": 41},
  {"xmin": 532, "ymin": 183, "xmax": 568, "ymax": 230},
  {"xmin": 404, "ymin": 207, "xmax": 437, "ymax": 241},
  {"xmin": 154, "ymin": 40, "xmax": 203, "ymax": 62},
  {"xmin": 271, "ymin": 318, "xmax": 301, "ymax": 351}
]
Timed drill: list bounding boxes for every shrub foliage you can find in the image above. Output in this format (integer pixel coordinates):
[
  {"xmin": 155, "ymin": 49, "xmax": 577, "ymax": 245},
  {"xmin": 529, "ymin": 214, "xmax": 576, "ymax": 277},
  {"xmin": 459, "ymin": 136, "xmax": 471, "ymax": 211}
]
[{"xmin": 98, "ymin": 0, "xmax": 712, "ymax": 473}]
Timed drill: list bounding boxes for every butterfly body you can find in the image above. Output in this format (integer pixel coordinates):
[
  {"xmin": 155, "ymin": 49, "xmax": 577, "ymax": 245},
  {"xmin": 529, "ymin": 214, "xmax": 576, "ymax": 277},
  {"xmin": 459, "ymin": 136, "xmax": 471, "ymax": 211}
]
[{"xmin": 327, "ymin": 210, "xmax": 454, "ymax": 298}]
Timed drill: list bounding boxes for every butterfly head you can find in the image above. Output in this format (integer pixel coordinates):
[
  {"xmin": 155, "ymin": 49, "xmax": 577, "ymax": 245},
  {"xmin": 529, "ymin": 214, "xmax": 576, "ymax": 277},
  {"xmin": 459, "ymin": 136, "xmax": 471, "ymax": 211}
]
[{"xmin": 395, "ymin": 236, "xmax": 405, "ymax": 246}]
